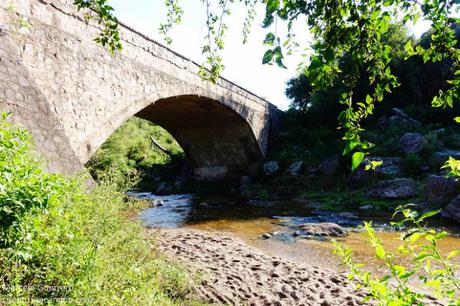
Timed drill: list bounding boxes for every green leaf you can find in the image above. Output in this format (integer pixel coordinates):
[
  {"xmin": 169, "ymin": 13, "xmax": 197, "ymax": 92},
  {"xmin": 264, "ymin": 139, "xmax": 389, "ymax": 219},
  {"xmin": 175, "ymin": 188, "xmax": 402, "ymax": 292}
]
[
  {"xmin": 262, "ymin": 14, "xmax": 274, "ymax": 28},
  {"xmin": 351, "ymin": 152, "xmax": 365, "ymax": 171},
  {"xmin": 262, "ymin": 49, "xmax": 274, "ymax": 64},
  {"xmin": 263, "ymin": 32, "xmax": 276, "ymax": 46},
  {"xmin": 454, "ymin": 117, "xmax": 460, "ymax": 123},
  {"xmin": 447, "ymin": 250, "xmax": 460, "ymax": 260},
  {"xmin": 375, "ymin": 245, "xmax": 385, "ymax": 259},
  {"xmin": 266, "ymin": 0, "xmax": 280, "ymax": 14},
  {"xmin": 419, "ymin": 209, "xmax": 442, "ymax": 221},
  {"xmin": 343, "ymin": 141, "xmax": 359, "ymax": 155}
]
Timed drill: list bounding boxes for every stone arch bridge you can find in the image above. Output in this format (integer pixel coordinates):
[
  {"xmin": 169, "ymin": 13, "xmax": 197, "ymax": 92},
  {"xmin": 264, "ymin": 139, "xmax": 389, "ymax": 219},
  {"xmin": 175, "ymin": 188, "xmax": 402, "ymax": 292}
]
[{"xmin": 0, "ymin": 0, "xmax": 281, "ymax": 179}]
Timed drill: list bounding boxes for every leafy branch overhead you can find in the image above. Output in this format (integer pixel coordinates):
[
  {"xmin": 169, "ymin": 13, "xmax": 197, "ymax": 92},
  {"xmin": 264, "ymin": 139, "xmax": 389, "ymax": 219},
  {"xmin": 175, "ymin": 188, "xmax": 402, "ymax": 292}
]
[{"xmin": 74, "ymin": 0, "xmax": 460, "ymax": 173}]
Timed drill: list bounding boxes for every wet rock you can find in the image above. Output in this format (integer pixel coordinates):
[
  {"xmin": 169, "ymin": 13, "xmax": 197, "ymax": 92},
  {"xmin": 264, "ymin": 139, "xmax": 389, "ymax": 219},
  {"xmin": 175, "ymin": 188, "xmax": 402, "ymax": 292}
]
[
  {"xmin": 263, "ymin": 161, "xmax": 280, "ymax": 176},
  {"xmin": 337, "ymin": 212, "xmax": 359, "ymax": 219},
  {"xmin": 366, "ymin": 157, "xmax": 403, "ymax": 178},
  {"xmin": 155, "ymin": 182, "xmax": 174, "ymax": 195},
  {"xmin": 261, "ymin": 233, "xmax": 272, "ymax": 239},
  {"xmin": 151, "ymin": 199, "xmax": 164, "ymax": 207},
  {"xmin": 287, "ymin": 161, "xmax": 304, "ymax": 176},
  {"xmin": 318, "ymin": 155, "xmax": 340, "ymax": 177},
  {"xmin": 443, "ymin": 195, "xmax": 460, "ymax": 224},
  {"xmin": 424, "ymin": 175, "xmax": 460, "ymax": 204},
  {"xmin": 298, "ymin": 222, "xmax": 347, "ymax": 237},
  {"xmin": 359, "ymin": 204, "xmax": 374, "ymax": 210},
  {"xmin": 240, "ymin": 175, "xmax": 253, "ymax": 186},
  {"xmin": 400, "ymin": 132, "xmax": 427, "ymax": 154},
  {"xmin": 367, "ymin": 178, "xmax": 417, "ymax": 199}
]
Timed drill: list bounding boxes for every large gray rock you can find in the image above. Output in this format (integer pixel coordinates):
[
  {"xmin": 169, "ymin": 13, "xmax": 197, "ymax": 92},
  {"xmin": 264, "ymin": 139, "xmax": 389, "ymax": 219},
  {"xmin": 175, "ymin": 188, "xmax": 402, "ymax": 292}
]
[
  {"xmin": 389, "ymin": 108, "xmax": 422, "ymax": 129},
  {"xmin": 263, "ymin": 161, "xmax": 280, "ymax": 176},
  {"xmin": 443, "ymin": 195, "xmax": 460, "ymax": 224},
  {"xmin": 367, "ymin": 178, "xmax": 417, "ymax": 199},
  {"xmin": 299, "ymin": 223, "xmax": 347, "ymax": 237},
  {"xmin": 318, "ymin": 155, "xmax": 340, "ymax": 177},
  {"xmin": 366, "ymin": 157, "xmax": 403, "ymax": 177},
  {"xmin": 400, "ymin": 133, "xmax": 427, "ymax": 153},
  {"xmin": 287, "ymin": 161, "xmax": 304, "ymax": 176},
  {"xmin": 424, "ymin": 175, "xmax": 460, "ymax": 204}
]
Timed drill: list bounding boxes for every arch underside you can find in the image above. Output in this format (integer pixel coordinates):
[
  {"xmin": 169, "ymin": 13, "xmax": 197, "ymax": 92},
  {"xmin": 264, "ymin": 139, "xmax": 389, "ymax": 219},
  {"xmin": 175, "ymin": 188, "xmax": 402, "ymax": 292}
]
[{"xmin": 136, "ymin": 95, "xmax": 264, "ymax": 180}]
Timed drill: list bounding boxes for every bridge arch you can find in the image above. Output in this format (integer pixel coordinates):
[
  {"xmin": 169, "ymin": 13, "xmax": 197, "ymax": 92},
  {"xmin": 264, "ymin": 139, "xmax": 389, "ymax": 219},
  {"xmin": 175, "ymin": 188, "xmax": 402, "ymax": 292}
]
[{"xmin": 0, "ymin": 0, "xmax": 280, "ymax": 178}]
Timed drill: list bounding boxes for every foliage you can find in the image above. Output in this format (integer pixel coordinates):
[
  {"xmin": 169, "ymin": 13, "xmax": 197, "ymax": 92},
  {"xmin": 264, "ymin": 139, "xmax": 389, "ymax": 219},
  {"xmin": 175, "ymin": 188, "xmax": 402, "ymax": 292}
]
[
  {"xmin": 0, "ymin": 114, "xmax": 201, "ymax": 305},
  {"xmin": 73, "ymin": 0, "xmax": 122, "ymax": 54},
  {"xmin": 86, "ymin": 117, "xmax": 184, "ymax": 190},
  {"xmin": 0, "ymin": 113, "xmax": 65, "ymax": 248},
  {"xmin": 333, "ymin": 205, "xmax": 460, "ymax": 305},
  {"xmin": 402, "ymin": 153, "xmax": 423, "ymax": 177}
]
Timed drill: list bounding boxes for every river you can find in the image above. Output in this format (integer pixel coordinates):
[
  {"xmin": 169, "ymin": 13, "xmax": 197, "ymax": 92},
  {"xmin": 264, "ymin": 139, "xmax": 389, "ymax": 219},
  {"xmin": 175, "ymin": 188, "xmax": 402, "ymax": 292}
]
[{"xmin": 131, "ymin": 192, "xmax": 460, "ymax": 276}]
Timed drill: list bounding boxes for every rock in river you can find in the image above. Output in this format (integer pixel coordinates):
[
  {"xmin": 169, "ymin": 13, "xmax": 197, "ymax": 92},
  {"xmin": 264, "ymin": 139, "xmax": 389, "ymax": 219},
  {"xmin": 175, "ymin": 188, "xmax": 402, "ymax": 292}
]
[
  {"xmin": 367, "ymin": 178, "xmax": 417, "ymax": 199},
  {"xmin": 298, "ymin": 222, "xmax": 347, "ymax": 237}
]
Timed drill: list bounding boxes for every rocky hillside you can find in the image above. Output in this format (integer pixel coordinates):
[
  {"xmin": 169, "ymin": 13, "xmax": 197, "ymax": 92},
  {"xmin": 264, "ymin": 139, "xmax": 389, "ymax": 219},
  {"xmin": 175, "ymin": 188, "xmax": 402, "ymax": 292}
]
[{"xmin": 241, "ymin": 107, "xmax": 460, "ymax": 225}]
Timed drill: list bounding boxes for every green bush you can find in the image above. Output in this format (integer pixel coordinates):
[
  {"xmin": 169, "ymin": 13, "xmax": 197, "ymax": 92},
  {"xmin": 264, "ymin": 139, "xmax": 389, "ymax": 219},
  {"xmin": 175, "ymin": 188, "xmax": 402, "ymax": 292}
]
[
  {"xmin": 402, "ymin": 153, "xmax": 423, "ymax": 177},
  {"xmin": 87, "ymin": 117, "xmax": 184, "ymax": 190},
  {"xmin": 0, "ymin": 113, "xmax": 201, "ymax": 305}
]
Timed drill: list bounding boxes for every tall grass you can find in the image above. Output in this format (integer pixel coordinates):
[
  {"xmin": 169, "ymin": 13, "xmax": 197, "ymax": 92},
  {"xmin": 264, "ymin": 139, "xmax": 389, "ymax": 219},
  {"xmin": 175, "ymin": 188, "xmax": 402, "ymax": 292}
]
[{"xmin": 0, "ymin": 113, "xmax": 201, "ymax": 305}]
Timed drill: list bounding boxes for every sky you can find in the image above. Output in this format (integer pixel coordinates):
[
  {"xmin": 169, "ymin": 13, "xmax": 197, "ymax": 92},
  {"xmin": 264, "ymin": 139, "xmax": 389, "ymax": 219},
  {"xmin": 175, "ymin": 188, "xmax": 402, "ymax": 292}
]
[{"xmin": 110, "ymin": 1, "xmax": 431, "ymax": 110}]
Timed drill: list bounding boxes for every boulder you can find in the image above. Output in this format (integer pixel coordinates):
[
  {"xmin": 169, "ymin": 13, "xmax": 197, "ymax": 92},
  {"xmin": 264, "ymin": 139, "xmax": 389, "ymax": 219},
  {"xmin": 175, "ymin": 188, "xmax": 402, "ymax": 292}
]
[
  {"xmin": 287, "ymin": 161, "xmax": 304, "ymax": 176},
  {"xmin": 298, "ymin": 222, "xmax": 347, "ymax": 237},
  {"xmin": 443, "ymin": 195, "xmax": 460, "ymax": 224},
  {"xmin": 318, "ymin": 155, "xmax": 340, "ymax": 177},
  {"xmin": 424, "ymin": 175, "xmax": 460, "ymax": 204},
  {"xmin": 263, "ymin": 161, "xmax": 280, "ymax": 176},
  {"xmin": 366, "ymin": 157, "xmax": 403, "ymax": 177},
  {"xmin": 389, "ymin": 107, "xmax": 422, "ymax": 129},
  {"xmin": 400, "ymin": 133, "xmax": 427, "ymax": 154},
  {"xmin": 155, "ymin": 182, "xmax": 174, "ymax": 195},
  {"xmin": 367, "ymin": 178, "xmax": 417, "ymax": 199}
]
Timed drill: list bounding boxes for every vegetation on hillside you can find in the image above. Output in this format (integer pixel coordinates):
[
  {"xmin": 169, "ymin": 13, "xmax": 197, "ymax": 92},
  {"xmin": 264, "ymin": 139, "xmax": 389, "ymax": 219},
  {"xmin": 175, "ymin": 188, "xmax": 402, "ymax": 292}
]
[
  {"xmin": 87, "ymin": 117, "xmax": 184, "ymax": 190},
  {"xmin": 0, "ymin": 113, "xmax": 201, "ymax": 305}
]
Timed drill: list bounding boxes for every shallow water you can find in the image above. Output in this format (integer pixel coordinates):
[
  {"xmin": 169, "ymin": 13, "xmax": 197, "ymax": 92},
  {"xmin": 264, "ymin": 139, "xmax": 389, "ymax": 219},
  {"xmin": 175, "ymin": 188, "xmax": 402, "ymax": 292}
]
[{"xmin": 133, "ymin": 192, "xmax": 460, "ymax": 274}]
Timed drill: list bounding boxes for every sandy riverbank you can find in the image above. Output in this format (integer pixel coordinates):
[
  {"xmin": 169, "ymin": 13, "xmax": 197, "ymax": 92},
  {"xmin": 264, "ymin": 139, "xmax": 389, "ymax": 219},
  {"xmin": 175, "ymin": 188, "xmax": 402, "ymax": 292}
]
[{"xmin": 149, "ymin": 228, "xmax": 370, "ymax": 306}]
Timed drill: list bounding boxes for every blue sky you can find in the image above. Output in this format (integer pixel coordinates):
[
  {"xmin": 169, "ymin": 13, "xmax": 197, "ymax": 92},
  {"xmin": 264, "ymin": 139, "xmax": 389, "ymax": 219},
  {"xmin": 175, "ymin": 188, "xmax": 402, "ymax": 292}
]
[{"xmin": 110, "ymin": 1, "xmax": 431, "ymax": 110}]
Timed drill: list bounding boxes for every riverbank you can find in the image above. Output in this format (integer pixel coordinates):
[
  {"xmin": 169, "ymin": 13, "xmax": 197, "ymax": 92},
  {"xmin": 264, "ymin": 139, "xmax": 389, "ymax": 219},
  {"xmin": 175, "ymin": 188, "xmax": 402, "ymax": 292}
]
[{"xmin": 150, "ymin": 228, "xmax": 368, "ymax": 306}]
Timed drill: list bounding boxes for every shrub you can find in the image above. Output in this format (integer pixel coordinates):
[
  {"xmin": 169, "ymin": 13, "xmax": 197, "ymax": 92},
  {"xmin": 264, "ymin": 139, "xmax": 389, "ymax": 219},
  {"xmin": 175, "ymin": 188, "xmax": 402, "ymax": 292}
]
[
  {"xmin": 402, "ymin": 153, "xmax": 423, "ymax": 177},
  {"xmin": 0, "ymin": 113, "xmax": 201, "ymax": 305}
]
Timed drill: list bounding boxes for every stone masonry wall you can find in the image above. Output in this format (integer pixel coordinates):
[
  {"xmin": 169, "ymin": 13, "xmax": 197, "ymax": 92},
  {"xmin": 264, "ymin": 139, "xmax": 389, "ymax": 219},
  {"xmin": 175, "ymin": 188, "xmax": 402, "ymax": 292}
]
[{"xmin": 0, "ymin": 0, "xmax": 279, "ymax": 176}]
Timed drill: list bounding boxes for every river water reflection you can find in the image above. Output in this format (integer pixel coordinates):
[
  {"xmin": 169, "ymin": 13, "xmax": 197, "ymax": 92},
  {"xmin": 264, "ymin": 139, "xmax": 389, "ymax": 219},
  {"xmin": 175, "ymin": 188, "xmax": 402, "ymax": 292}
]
[{"xmin": 133, "ymin": 192, "xmax": 460, "ymax": 274}]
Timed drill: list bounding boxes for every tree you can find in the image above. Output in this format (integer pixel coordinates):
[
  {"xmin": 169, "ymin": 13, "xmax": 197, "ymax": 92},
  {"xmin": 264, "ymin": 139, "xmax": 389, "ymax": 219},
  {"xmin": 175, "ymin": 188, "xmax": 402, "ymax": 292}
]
[{"xmin": 73, "ymin": 0, "xmax": 460, "ymax": 173}]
